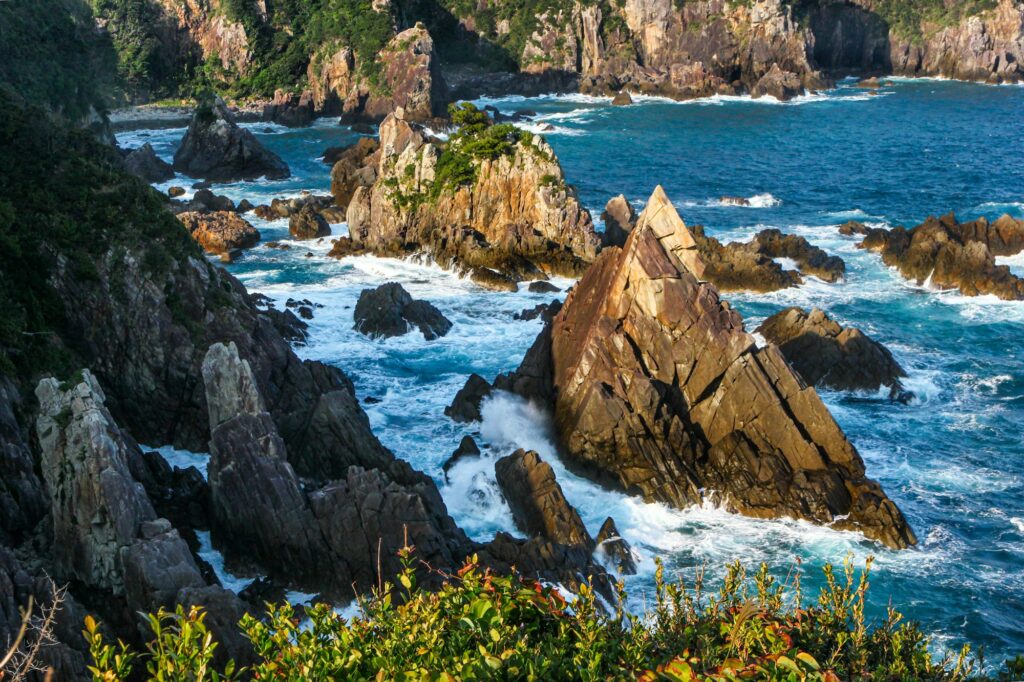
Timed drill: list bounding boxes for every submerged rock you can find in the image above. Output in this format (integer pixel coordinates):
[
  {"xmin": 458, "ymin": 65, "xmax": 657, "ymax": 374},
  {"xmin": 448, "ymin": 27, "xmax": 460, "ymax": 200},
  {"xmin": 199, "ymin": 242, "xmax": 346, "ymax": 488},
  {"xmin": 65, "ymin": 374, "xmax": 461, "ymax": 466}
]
[
  {"xmin": 494, "ymin": 449, "xmax": 593, "ymax": 549},
  {"xmin": 595, "ymin": 517, "xmax": 636, "ymax": 575},
  {"xmin": 124, "ymin": 143, "xmax": 174, "ymax": 183},
  {"xmin": 353, "ymin": 283, "xmax": 452, "ymax": 340},
  {"xmin": 177, "ymin": 211, "xmax": 260, "ymax": 256},
  {"xmin": 752, "ymin": 229, "xmax": 845, "ymax": 283},
  {"xmin": 505, "ymin": 186, "xmax": 916, "ymax": 549},
  {"xmin": 527, "ymin": 280, "xmax": 561, "ymax": 293},
  {"xmin": 859, "ymin": 212, "xmax": 1024, "ymax": 300},
  {"xmin": 173, "ymin": 98, "xmax": 290, "ymax": 182},
  {"xmin": 757, "ymin": 307, "xmax": 911, "ymax": 401}
]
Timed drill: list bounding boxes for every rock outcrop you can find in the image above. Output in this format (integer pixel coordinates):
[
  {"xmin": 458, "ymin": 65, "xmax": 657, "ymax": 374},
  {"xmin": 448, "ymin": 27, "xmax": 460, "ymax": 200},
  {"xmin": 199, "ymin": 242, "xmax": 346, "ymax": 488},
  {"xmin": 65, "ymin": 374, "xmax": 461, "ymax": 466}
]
[
  {"xmin": 177, "ymin": 211, "xmax": 260, "ymax": 256},
  {"xmin": 263, "ymin": 89, "xmax": 315, "ymax": 127},
  {"xmin": 494, "ymin": 449, "xmax": 593, "ymax": 549},
  {"xmin": 444, "ymin": 374, "xmax": 494, "ymax": 422},
  {"xmin": 353, "ymin": 283, "xmax": 453, "ymax": 340},
  {"xmin": 335, "ymin": 110, "xmax": 600, "ymax": 289},
  {"xmin": 595, "ymin": 517, "xmax": 636, "ymax": 575},
  {"xmin": 289, "ymin": 205, "xmax": 332, "ymax": 240},
  {"xmin": 601, "ymin": 195, "xmax": 637, "ymax": 248},
  {"xmin": 124, "ymin": 143, "xmax": 174, "ymax": 183},
  {"xmin": 308, "ymin": 24, "xmax": 450, "ymax": 122},
  {"xmin": 858, "ymin": 212, "xmax": 1024, "ymax": 300},
  {"xmin": 757, "ymin": 307, "xmax": 910, "ymax": 400},
  {"xmin": 173, "ymin": 98, "xmax": 290, "ymax": 182},
  {"xmin": 503, "ymin": 186, "xmax": 915, "ymax": 549},
  {"xmin": 330, "ymin": 138, "xmax": 379, "ymax": 207}
]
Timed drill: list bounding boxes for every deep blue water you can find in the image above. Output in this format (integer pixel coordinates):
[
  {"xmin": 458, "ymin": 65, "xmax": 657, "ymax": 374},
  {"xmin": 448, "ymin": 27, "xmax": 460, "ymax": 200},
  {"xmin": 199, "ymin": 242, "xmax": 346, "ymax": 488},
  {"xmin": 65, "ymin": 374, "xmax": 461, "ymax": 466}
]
[{"xmin": 120, "ymin": 78, "xmax": 1024, "ymax": 665}]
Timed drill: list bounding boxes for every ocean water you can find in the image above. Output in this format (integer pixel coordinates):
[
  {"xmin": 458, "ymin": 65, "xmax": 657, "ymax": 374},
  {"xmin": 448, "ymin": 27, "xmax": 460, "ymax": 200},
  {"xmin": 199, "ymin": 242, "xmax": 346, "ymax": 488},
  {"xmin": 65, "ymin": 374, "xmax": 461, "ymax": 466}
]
[{"xmin": 119, "ymin": 78, "xmax": 1024, "ymax": 664}]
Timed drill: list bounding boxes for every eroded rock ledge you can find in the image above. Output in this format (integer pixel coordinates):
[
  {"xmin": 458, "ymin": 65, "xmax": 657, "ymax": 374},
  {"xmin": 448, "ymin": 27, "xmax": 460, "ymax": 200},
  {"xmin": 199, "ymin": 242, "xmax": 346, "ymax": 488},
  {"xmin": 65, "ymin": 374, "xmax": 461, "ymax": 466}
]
[
  {"xmin": 851, "ymin": 212, "xmax": 1024, "ymax": 300},
  {"xmin": 329, "ymin": 108, "xmax": 600, "ymax": 290},
  {"xmin": 497, "ymin": 186, "xmax": 916, "ymax": 549}
]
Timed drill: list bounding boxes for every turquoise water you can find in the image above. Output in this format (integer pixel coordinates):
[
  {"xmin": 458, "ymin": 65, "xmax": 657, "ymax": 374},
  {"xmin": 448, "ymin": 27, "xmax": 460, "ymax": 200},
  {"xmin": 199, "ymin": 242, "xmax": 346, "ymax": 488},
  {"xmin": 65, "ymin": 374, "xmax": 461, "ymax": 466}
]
[{"xmin": 119, "ymin": 78, "xmax": 1024, "ymax": 664}]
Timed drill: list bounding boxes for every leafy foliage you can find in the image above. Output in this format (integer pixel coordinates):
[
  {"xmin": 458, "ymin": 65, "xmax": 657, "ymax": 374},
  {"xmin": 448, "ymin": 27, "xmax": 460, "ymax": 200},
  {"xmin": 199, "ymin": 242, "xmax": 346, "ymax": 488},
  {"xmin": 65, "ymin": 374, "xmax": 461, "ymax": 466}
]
[
  {"xmin": 0, "ymin": 90, "xmax": 199, "ymax": 379},
  {"xmin": 84, "ymin": 548, "xmax": 1022, "ymax": 681}
]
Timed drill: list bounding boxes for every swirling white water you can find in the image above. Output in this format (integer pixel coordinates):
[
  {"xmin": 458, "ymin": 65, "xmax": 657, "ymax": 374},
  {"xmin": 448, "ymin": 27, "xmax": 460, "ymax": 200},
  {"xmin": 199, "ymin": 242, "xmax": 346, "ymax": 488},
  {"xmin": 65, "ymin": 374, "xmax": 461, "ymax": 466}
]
[{"xmin": 119, "ymin": 78, "xmax": 1024, "ymax": 663}]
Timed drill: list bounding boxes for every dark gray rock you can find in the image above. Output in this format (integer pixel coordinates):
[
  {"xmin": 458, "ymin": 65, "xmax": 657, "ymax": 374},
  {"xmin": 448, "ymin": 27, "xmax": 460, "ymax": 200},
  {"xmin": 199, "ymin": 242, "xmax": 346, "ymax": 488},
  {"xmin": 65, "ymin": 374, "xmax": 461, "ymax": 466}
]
[
  {"xmin": 173, "ymin": 98, "xmax": 290, "ymax": 182},
  {"xmin": 527, "ymin": 280, "xmax": 561, "ymax": 293},
  {"xmin": 289, "ymin": 205, "xmax": 332, "ymax": 240},
  {"xmin": 354, "ymin": 283, "xmax": 452, "ymax": 340},
  {"xmin": 442, "ymin": 436, "xmax": 481, "ymax": 480},
  {"xmin": 124, "ymin": 143, "xmax": 174, "ymax": 183},
  {"xmin": 595, "ymin": 517, "xmax": 636, "ymax": 575},
  {"xmin": 444, "ymin": 374, "xmax": 493, "ymax": 422}
]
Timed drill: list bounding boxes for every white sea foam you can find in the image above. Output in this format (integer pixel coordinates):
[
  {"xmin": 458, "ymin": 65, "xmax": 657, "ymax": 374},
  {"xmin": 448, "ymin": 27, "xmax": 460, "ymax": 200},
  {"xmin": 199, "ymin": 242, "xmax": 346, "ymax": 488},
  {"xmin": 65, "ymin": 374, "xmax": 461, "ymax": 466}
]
[
  {"xmin": 195, "ymin": 531, "xmax": 254, "ymax": 593},
  {"xmin": 143, "ymin": 444, "xmax": 210, "ymax": 479}
]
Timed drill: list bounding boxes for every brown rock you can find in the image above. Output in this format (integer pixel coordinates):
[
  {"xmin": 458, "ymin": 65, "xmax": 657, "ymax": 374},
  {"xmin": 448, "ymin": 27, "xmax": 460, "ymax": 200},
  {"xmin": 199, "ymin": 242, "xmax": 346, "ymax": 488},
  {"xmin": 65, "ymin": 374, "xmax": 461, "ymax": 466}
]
[
  {"xmin": 494, "ymin": 450, "xmax": 593, "ymax": 549},
  {"xmin": 289, "ymin": 205, "xmax": 332, "ymax": 240},
  {"xmin": 860, "ymin": 212, "xmax": 1024, "ymax": 300},
  {"xmin": 757, "ymin": 307, "xmax": 911, "ymax": 401},
  {"xmin": 601, "ymin": 194, "xmax": 637, "ymax": 248},
  {"xmin": 177, "ymin": 211, "xmax": 260, "ymax": 255},
  {"xmin": 509, "ymin": 186, "xmax": 915, "ymax": 549},
  {"xmin": 611, "ymin": 90, "xmax": 633, "ymax": 105},
  {"xmin": 168, "ymin": 186, "xmax": 186, "ymax": 198},
  {"xmin": 330, "ymin": 138, "xmax": 379, "ymax": 207}
]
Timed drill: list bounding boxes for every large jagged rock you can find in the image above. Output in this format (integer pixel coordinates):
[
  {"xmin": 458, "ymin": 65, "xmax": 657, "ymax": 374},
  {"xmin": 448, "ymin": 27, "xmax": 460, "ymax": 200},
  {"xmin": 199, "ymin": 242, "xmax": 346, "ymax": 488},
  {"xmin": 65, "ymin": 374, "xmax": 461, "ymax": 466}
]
[
  {"xmin": 353, "ymin": 282, "xmax": 452, "ymax": 340},
  {"xmin": 173, "ymin": 98, "xmax": 290, "ymax": 182},
  {"xmin": 338, "ymin": 111, "xmax": 600, "ymax": 289},
  {"xmin": 177, "ymin": 211, "xmax": 260, "ymax": 255},
  {"xmin": 494, "ymin": 449, "xmax": 593, "ymax": 549},
  {"xmin": 757, "ymin": 307, "xmax": 910, "ymax": 400},
  {"xmin": 289, "ymin": 205, "xmax": 332, "ymax": 240},
  {"xmin": 506, "ymin": 186, "xmax": 915, "ymax": 549},
  {"xmin": 859, "ymin": 212, "xmax": 1024, "ymax": 300},
  {"xmin": 124, "ymin": 143, "xmax": 174, "ymax": 183},
  {"xmin": 595, "ymin": 517, "xmax": 636, "ymax": 575},
  {"xmin": 444, "ymin": 373, "xmax": 493, "ymax": 422},
  {"xmin": 0, "ymin": 377, "xmax": 47, "ymax": 542},
  {"xmin": 201, "ymin": 342, "xmax": 470, "ymax": 597},
  {"xmin": 308, "ymin": 24, "xmax": 450, "ymax": 122}
]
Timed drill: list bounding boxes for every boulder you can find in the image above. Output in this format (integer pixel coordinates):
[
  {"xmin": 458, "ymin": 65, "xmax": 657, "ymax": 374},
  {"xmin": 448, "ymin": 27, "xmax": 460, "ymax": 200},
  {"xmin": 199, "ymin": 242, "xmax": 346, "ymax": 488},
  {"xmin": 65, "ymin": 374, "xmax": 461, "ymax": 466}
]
[
  {"xmin": 838, "ymin": 220, "xmax": 869, "ymax": 236},
  {"xmin": 611, "ymin": 90, "xmax": 633, "ymax": 105},
  {"xmin": 494, "ymin": 449, "xmax": 593, "ymax": 549},
  {"xmin": 601, "ymin": 195, "xmax": 637, "ymax": 248},
  {"xmin": 757, "ymin": 307, "xmax": 911, "ymax": 400},
  {"xmin": 507, "ymin": 186, "xmax": 916, "ymax": 549},
  {"xmin": 353, "ymin": 282, "xmax": 452, "ymax": 340},
  {"xmin": 173, "ymin": 98, "xmax": 290, "ymax": 182},
  {"xmin": 289, "ymin": 205, "xmax": 332, "ymax": 240},
  {"xmin": 442, "ymin": 436, "xmax": 481, "ymax": 480},
  {"xmin": 719, "ymin": 196, "xmax": 751, "ymax": 207},
  {"xmin": 860, "ymin": 212, "xmax": 1024, "ymax": 300},
  {"xmin": 177, "ymin": 211, "xmax": 260, "ymax": 255},
  {"xmin": 444, "ymin": 374, "xmax": 493, "ymax": 422},
  {"xmin": 527, "ymin": 280, "xmax": 561, "ymax": 293},
  {"xmin": 124, "ymin": 143, "xmax": 174, "ymax": 183},
  {"xmin": 595, "ymin": 517, "xmax": 636, "ymax": 575},
  {"xmin": 168, "ymin": 186, "xmax": 186, "ymax": 198},
  {"xmin": 187, "ymin": 188, "xmax": 236, "ymax": 212},
  {"xmin": 751, "ymin": 64, "xmax": 804, "ymax": 100}
]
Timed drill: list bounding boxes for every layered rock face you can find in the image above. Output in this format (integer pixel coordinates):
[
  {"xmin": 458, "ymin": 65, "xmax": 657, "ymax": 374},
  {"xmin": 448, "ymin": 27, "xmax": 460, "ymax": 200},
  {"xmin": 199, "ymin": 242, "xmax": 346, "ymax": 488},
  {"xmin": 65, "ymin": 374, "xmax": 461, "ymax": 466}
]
[
  {"xmin": 757, "ymin": 307, "xmax": 910, "ymax": 400},
  {"xmin": 517, "ymin": 0, "xmax": 827, "ymax": 101},
  {"xmin": 508, "ymin": 186, "xmax": 915, "ymax": 548},
  {"xmin": 858, "ymin": 212, "xmax": 1024, "ymax": 300},
  {"xmin": 308, "ymin": 25, "xmax": 450, "ymax": 122},
  {"xmin": 173, "ymin": 98, "xmax": 290, "ymax": 181},
  {"xmin": 337, "ymin": 111, "xmax": 600, "ymax": 289}
]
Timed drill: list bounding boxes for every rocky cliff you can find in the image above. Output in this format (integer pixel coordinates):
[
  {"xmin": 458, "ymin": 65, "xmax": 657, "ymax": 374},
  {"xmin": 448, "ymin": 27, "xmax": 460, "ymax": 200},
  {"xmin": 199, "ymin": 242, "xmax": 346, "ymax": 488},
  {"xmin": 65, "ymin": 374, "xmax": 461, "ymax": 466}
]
[
  {"xmin": 334, "ymin": 107, "xmax": 600, "ymax": 289},
  {"xmin": 500, "ymin": 186, "xmax": 915, "ymax": 548}
]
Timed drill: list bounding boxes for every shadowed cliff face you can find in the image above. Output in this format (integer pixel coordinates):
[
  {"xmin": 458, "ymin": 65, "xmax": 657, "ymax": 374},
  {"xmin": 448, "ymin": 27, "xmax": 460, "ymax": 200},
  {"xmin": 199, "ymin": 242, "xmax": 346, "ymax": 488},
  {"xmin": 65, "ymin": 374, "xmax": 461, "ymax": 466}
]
[{"xmin": 505, "ymin": 187, "xmax": 916, "ymax": 549}]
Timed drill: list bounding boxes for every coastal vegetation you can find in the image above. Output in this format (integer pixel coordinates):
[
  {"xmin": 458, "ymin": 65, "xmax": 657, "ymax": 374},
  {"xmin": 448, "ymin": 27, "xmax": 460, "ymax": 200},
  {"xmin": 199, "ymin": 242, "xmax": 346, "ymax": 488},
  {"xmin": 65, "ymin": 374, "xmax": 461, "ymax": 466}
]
[{"xmin": 81, "ymin": 553, "xmax": 1024, "ymax": 680}]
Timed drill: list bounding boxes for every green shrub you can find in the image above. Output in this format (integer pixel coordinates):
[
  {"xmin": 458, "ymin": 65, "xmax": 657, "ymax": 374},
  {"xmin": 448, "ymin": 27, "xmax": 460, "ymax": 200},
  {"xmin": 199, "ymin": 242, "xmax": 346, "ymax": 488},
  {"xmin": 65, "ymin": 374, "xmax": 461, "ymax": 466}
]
[{"xmin": 83, "ymin": 547, "xmax": 1022, "ymax": 681}]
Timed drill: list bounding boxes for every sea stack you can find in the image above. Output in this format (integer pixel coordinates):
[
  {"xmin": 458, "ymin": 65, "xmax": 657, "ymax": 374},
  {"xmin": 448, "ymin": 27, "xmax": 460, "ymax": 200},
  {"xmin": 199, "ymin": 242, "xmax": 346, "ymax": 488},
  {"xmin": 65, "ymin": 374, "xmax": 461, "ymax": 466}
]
[{"xmin": 509, "ymin": 186, "xmax": 916, "ymax": 549}]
